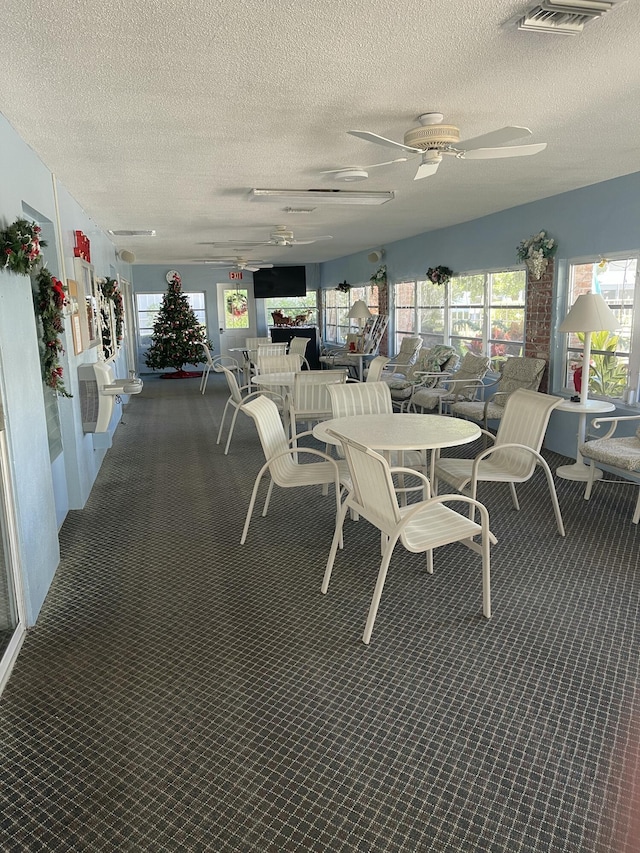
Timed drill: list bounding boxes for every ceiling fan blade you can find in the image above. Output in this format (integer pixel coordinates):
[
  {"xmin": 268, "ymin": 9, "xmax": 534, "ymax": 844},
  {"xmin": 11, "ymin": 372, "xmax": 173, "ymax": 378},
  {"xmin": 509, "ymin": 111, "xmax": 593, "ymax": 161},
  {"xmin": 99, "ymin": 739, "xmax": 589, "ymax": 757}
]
[
  {"xmin": 247, "ymin": 263, "xmax": 274, "ymax": 271},
  {"xmin": 367, "ymin": 157, "xmax": 408, "ymax": 169},
  {"xmin": 456, "ymin": 126, "xmax": 532, "ymax": 151},
  {"xmin": 348, "ymin": 130, "xmax": 422, "ymax": 155},
  {"xmin": 414, "ymin": 160, "xmax": 441, "ymax": 180},
  {"xmin": 293, "ymin": 235, "xmax": 333, "ymax": 244},
  {"xmin": 461, "ymin": 142, "xmax": 547, "ymax": 160}
]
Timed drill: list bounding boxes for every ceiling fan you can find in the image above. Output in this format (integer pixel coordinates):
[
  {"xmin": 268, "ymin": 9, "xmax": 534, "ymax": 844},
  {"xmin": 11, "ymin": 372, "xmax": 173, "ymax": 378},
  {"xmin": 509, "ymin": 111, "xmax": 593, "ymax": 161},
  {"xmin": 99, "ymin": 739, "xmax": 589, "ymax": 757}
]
[
  {"xmin": 198, "ymin": 225, "xmax": 333, "ymax": 248},
  {"xmin": 347, "ymin": 112, "xmax": 547, "ymax": 180},
  {"xmin": 196, "ymin": 257, "xmax": 274, "ymax": 272}
]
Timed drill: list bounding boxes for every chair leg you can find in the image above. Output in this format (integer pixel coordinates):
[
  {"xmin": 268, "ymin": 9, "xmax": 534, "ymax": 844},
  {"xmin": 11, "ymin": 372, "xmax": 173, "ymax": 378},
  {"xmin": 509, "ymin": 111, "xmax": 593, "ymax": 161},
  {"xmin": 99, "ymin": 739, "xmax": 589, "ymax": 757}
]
[
  {"xmin": 509, "ymin": 482, "xmax": 520, "ymax": 511},
  {"xmin": 539, "ymin": 458, "xmax": 565, "ymax": 537},
  {"xmin": 262, "ymin": 478, "xmax": 275, "ymax": 516},
  {"xmin": 200, "ymin": 366, "xmax": 210, "ymax": 394},
  {"xmin": 633, "ymin": 487, "xmax": 640, "ymax": 524},
  {"xmin": 241, "ymin": 470, "xmax": 267, "ymax": 544},
  {"xmin": 583, "ymin": 460, "xmax": 598, "ymax": 500},
  {"xmin": 481, "ymin": 534, "xmax": 491, "ymax": 618},
  {"xmin": 425, "ymin": 549, "xmax": 433, "ymax": 574},
  {"xmin": 362, "ymin": 538, "xmax": 398, "ymax": 645},
  {"xmin": 322, "ymin": 499, "xmax": 350, "ymax": 593},
  {"xmin": 224, "ymin": 407, "xmax": 241, "ymax": 455},
  {"xmin": 216, "ymin": 399, "xmax": 232, "ymax": 445}
]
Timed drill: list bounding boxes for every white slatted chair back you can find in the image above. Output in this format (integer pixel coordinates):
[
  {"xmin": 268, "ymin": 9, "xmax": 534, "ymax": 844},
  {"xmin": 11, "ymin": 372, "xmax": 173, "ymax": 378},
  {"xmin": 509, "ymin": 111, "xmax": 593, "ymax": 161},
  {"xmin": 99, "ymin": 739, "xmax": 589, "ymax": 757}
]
[
  {"xmin": 323, "ymin": 433, "xmax": 492, "ymax": 644},
  {"xmin": 288, "ymin": 337, "xmax": 310, "ymax": 358},
  {"xmin": 365, "ymin": 356, "xmax": 391, "ymax": 382},
  {"xmin": 328, "ymin": 381, "xmax": 393, "ymax": 418},
  {"xmin": 290, "ymin": 371, "xmax": 347, "ymax": 426},
  {"xmin": 256, "ymin": 353, "xmax": 303, "ymax": 374},
  {"xmin": 221, "ymin": 364, "xmax": 244, "ymax": 404},
  {"xmin": 240, "ymin": 395, "xmax": 347, "ymax": 545},
  {"xmin": 257, "ymin": 343, "xmax": 288, "ymax": 358},
  {"xmin": 434, "ymin": 388, "xmax": 565, "ymax": 535},
  {"xmin": 198, "ymin": 343, "xmax": 215, "ymax": 394},
  {"xmin": 490, "ymin": 389, "xmax": 561, "ymax": 478},
  {"xmin": 245, "ymin": 337, "xmax": 271, "ymax": 350}
]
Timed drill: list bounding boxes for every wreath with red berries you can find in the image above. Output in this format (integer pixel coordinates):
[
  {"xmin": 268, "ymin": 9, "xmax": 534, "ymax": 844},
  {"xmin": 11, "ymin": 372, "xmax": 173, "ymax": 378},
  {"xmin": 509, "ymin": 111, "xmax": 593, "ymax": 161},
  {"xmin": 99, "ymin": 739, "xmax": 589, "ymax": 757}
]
[
  {"xmin": 1, "ymin": 218, "xmax": 47, "ymax": 276},
  {"xmin": 36, "ymin": 268, "xmax": 71, "ymax": 397}
]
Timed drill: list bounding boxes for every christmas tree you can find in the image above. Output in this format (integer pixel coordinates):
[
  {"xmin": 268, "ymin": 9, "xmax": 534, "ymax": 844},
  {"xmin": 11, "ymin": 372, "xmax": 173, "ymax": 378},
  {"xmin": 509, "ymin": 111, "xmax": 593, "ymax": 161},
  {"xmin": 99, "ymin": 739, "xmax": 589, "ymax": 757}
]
[{"xmin": 145, "ymin": 272, "xmax": 212, "ymax": 375}]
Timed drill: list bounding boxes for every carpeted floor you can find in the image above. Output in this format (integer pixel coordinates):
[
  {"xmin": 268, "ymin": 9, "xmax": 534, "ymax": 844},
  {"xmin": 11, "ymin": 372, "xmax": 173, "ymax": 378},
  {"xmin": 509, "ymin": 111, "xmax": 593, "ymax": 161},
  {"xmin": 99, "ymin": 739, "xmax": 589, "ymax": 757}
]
[{"xmin": 0, "ymin": 374, "xmax": 638, "ymax": 852}]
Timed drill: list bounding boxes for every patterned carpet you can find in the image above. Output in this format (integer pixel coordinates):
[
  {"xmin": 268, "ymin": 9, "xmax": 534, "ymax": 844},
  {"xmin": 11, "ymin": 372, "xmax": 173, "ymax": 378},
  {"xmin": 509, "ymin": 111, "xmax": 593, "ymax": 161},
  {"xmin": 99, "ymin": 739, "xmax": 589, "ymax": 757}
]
[{"xmin": 0, "ymin": 373, "xmax": 638, "ymax": 852}]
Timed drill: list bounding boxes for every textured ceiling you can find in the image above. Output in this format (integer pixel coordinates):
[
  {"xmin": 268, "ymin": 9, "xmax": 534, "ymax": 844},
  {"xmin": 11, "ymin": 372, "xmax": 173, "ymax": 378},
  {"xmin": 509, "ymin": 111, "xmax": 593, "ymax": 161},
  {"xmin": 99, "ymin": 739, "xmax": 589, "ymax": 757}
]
[{"xmin": 2, "ymin": 0, "xmax": 639, "ymax": 267}]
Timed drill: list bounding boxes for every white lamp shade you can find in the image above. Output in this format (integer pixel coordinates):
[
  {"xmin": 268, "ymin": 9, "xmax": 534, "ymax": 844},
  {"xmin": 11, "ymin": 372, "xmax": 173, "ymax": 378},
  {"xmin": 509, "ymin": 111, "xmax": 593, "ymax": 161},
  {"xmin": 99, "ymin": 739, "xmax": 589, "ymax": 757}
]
[
  {"xmin": 347, "ymin": 300, "xmax": 372, "ymax": 320},
  {"xmin": 558, "ymin": 292, "xmax": 618, "ymax": 333}
]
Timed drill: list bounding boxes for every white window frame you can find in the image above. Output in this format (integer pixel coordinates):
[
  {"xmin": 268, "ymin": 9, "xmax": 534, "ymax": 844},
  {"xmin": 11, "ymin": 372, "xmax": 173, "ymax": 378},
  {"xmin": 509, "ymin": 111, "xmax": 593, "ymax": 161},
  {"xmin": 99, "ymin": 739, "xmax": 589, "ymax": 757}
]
[
  {"xmin": 322, "ymin": 284, "xmax": 380, "ymax": 345},
  {"xmin": 560, "ymin": 252, "xmax": 639, "ymax": 401},
  {"xmin": 392, "ymin": 267, "xmax": 525, "ymax": 366}
]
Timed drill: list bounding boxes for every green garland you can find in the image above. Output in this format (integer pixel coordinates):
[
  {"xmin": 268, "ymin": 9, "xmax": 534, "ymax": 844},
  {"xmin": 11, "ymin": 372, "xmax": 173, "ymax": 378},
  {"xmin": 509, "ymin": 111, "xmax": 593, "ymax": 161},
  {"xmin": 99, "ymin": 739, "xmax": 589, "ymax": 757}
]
[
  {"xmin": 36, "ymin": 268, "xmax": 71, "ymax": 397},
  {"xmin": 1, "ymin": 217, "xmax": 47, "ymax": 275},
  {"xmin": 100, "ymin": 276, "xmax": 124, "ymax": 344}
]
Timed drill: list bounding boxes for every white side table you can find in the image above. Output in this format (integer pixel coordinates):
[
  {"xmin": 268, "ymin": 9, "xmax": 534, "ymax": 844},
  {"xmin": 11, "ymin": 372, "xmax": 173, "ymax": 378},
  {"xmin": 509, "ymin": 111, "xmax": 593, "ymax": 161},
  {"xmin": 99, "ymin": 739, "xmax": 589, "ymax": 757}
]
[{"xmin": 556, "ymin": 399, "xmax": 616, "ymax": 481}]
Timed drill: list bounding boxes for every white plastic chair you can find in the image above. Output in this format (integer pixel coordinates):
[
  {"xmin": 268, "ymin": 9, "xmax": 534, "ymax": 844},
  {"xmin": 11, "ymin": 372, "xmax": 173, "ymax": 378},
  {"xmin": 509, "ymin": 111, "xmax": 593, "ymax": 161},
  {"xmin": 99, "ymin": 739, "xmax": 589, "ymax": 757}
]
[
  {"xmin": 197, "ymin": 343, "xmax": 215, "ymax": 394},
  {"xmin": 322, "ymin": 433, "xmax": 493, "ymax": 644},
  {"xmin": 257, "ymin": 343, "xmax": 288, "ymax": 358},
  {"xmin": 288, "ymin": 370, "xmax": 348, "ymax": 443},
  {"xmin": 434, "ymin": 389, "xmax": 565, "ymax": 535},
  {"xmin": 255, "ymin": 353, "xmax": 304, "ymax": 375},
  {"xmin": 240, "ymin": 395, "xmax": 350, "ymax": 544},
  {"xmin": 216, "ymin": 365, "xmax": 283, "ymax": 455},
  {"xmin": 365, "ymin": 355, "xmax": 391, "ymax": 383},
  {"xmin": 327, "ymin": 381, "xmax": 394, "ymax": 418},
  {"xmin": 288, "ymin": 336, "xmax": 312, "ymax": 369},
  {"xmin": 579, "ymin": 414, "xmax": 640, "ymax": 524}
]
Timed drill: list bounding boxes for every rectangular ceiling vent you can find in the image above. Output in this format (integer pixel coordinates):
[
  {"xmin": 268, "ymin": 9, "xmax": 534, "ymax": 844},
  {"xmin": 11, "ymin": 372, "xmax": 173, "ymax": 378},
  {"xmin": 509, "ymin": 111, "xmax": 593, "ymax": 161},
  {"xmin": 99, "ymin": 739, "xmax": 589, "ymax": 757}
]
[
  {"xmin": 108, "ymin": 229, "xmax": 156, "ymax": 237},
  {"xmin": 249, "ymin": 189, "xmax": 395, "ymax": 206},
  {"xmin": 517, "ymin": 0, "xmax": 617, "ymax": 34}
]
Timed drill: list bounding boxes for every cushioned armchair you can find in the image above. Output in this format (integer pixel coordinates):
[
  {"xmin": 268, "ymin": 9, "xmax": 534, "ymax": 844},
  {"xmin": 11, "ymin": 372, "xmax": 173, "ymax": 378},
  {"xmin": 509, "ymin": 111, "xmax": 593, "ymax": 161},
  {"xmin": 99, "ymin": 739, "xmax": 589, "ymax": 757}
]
[
  {"xmin": 385, "ymin": 345, "xmax": 459, "ymax": 409},
  {"xmin": 375, "ymin": 336, "xmax": 422, "ymax": 379},
  {"xmin": 405, "ymin": 352, "xmax": 491, "ymax": 414},
  {"xmin": 579, "ymin": 414, "xmax": 640, "ymax": 524},
  {"xmin": 451, "ymin": 356, "xmax": 546, "ymax": 430}
]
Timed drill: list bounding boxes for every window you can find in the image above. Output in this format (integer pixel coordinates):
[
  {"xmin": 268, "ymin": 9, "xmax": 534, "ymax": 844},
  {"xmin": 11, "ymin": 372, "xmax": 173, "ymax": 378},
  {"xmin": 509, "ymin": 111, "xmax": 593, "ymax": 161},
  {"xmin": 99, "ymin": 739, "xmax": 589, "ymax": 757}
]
[
  {"xmin": 563, "ymin": 256, "xmax": 637, "ymax": 400},
  {"xmin": 393, "ymin": 270, "xmax": 525, "ymax": 367},
  {"xmin": 263, "ymin": 292, "xmax": 318, "ymax": 327},
  {"xmin": 136, "ymin": 292, "xmax": 207, "ymax": 355},
  {"xmin": 322, "ymin": 285, "xmax": 379, "ymax": 345}
]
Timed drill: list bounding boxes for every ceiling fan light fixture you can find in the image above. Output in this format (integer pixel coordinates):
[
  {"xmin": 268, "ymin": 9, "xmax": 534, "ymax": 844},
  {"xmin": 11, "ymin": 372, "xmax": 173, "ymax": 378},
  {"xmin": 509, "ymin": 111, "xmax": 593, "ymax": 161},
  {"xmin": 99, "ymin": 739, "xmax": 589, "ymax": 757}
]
[
  {"xmin": 331, "ymin": 169, "xmax": 369, "ymax": 182},
  {"xmin": 249, "ymin": 188, "xmax": 394, "ymax": 206}
]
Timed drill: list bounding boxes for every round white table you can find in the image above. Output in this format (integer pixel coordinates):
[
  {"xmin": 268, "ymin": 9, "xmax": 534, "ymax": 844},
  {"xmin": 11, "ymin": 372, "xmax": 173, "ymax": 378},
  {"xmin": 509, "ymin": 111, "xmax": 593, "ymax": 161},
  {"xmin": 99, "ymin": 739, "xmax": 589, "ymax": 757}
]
[
  {"xmin": 313, "ymin": 413, "xmax": 481, "ymax": 483},
  {"xmin": 555, "ymin": 398, "xmax": 616, "ymax": 481}
]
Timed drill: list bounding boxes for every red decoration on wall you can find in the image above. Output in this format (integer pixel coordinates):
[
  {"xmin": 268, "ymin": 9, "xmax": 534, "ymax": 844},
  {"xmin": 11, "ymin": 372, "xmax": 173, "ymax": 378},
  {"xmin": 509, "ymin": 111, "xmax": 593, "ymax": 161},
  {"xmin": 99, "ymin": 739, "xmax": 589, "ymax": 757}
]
[{"xmin": 73, "ymin": 230, "xmax": 91, "ymax": 262}]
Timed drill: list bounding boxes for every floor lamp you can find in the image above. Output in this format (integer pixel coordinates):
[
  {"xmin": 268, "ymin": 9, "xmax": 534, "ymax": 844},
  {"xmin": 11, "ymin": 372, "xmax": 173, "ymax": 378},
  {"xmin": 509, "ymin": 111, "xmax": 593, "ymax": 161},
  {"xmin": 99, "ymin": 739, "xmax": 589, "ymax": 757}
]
[
  {"xmin": 558, "ymin": 292, "xmax": 618, "ymax": 405},
  {"xmin": 556, "ymin": 292, "xmax": 619, "ymax": 481}
]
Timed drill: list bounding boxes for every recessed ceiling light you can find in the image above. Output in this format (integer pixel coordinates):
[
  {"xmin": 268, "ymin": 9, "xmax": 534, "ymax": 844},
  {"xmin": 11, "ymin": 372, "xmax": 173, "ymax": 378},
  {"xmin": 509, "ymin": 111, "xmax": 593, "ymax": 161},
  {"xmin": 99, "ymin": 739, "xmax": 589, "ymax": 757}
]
[{"xmin": 249, "ymin": 189, "xmax": 394, "ymax": 206}]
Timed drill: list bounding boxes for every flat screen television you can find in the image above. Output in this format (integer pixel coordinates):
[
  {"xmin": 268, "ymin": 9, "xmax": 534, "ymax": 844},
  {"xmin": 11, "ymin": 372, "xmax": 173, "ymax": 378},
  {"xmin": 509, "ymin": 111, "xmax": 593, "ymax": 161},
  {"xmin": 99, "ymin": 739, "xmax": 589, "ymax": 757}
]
[{"xmin": 253, "ymin": 265, "xmax": 306, "ymax": 299}]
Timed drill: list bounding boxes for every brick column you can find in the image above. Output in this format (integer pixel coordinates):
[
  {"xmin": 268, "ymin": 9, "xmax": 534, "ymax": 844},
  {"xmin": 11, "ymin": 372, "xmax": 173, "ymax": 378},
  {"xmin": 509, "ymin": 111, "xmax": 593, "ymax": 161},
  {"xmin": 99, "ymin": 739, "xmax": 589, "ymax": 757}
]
[
  {"xmin": 377, "ymin": 281, "xmax": 389, "ymax": 355},
  {"xmin": 524, "ymin": 259, "xmax": 555, "ymax": 393}
]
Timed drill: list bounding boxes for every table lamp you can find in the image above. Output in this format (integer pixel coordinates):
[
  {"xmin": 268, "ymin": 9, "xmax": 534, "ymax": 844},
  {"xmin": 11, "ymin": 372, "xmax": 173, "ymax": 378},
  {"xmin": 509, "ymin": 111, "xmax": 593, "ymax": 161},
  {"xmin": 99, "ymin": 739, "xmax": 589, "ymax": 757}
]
[
  {"xmin": 558, "ymin": 292, "xmax": 618, "ymax": 404},
  {"xmin": 347, "ymin": 300, "xmax": 372, "ymax": 349}
]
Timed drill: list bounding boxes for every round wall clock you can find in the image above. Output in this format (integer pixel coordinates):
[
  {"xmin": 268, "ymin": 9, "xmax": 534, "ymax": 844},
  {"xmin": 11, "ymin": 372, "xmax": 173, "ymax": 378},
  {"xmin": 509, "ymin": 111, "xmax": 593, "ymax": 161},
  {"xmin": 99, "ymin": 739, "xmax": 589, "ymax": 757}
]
[{"xmin": 166, "ymin": 269, "xmax": 181, "ymax": 283}]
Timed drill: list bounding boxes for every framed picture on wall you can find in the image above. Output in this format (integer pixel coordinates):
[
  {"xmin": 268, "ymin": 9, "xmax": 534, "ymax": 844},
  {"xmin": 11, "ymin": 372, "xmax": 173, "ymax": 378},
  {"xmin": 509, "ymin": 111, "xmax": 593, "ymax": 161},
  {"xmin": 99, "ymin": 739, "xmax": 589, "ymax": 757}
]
[
  {"xmin": 66, "ymin": 279, "xmax": 84, "ymax": 355},
  {"xmin": 73, "ymin": 257, "xmax": 99, "ymax": 350}
]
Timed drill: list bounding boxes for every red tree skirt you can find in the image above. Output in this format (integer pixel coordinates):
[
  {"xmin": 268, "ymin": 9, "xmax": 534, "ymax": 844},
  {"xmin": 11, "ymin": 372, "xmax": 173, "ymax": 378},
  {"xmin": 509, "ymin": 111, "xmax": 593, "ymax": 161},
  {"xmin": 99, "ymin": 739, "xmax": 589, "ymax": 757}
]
[{"xmin": 160, "ymin": 370, "xmax": 203, "ymax": 379}]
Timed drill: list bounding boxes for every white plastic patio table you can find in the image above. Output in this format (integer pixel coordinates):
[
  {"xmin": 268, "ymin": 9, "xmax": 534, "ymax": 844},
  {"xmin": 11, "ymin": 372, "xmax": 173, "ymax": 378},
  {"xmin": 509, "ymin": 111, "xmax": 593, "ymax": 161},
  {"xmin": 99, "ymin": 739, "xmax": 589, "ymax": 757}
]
[
  {"xmin": 313, "ymin": 413, "xmax": 481, "ymax": 482},
  {"xmin": 555, "ymin": 398, "xmax": 616, "ymax": 481}
]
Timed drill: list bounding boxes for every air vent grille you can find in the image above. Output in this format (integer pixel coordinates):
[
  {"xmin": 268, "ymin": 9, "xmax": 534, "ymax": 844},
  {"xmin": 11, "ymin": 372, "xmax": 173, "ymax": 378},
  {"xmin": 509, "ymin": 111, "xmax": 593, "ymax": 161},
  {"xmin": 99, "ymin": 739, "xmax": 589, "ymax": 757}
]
[{"xmin": 517, "ymin": 0, "xmax": 617, "ymax": 34}]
